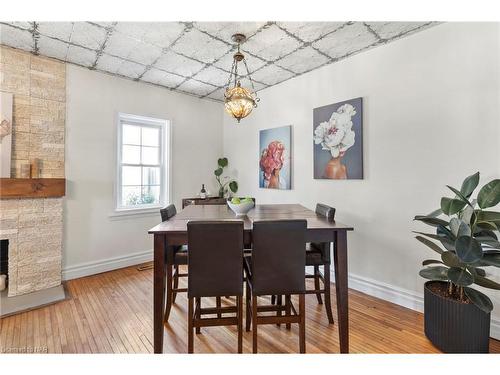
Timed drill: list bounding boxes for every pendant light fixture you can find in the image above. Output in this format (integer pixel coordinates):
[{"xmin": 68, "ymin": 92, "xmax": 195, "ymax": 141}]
[{"xmin": 224, "ymin": 34, "xmax": 260, "ymax": 123}]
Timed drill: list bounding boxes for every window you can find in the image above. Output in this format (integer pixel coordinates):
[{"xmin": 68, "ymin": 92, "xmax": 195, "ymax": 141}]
[{"xmin": 116, "ymin": 113, "xmax": 170, "ymax": 212}]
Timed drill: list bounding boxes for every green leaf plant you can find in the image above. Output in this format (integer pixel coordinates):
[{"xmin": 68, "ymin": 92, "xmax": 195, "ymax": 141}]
[
  {"xmin": 415, "ymin": 172, "xmax": 500, "ymax": 313},
  {"xmin": 214, "ymin": 157, "xmax": 238, "ymax": 198}
]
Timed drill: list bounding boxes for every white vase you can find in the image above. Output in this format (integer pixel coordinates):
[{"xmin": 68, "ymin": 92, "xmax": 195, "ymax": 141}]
[{"xmin": 0, "ymin": 274, "xmax": 6, "ymax": 291}]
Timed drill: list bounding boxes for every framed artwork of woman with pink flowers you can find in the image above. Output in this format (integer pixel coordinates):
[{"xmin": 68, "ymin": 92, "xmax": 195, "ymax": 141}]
[
  {"xmin": 313, "ymin": 97, "xmax": 363, "ymax": 179},
  {"xmin": 259, "ymin": 125, "xmax": 292, "ymax": 189}
]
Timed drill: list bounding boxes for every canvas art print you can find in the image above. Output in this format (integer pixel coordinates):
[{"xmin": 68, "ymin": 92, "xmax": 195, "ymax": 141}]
[
  {"xmin": 259, "ymin": 125, "xmax": 292, "ymax": 189},
  {"xmin": 313, "ymin": 97, "xmax": 363, "ymax": 179},
  {"xmin": 0, "ymin": 92, "xmax": 13, "ymax": 178}
]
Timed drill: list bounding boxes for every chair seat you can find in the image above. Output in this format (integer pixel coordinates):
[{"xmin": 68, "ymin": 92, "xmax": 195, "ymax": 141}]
[
  {"xmin": 172, "ymin": 245, "xmax": 188, "ymax": 265},
  {"xmin": 306, "ymin": 248, "xmax": 324, "ymax": 266},
  {"xmin": 306, "ymin": 242, "xmax": 330, "ymax": 266}
]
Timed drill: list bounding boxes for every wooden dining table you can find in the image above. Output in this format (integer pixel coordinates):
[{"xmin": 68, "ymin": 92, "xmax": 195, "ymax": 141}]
[{"xmin": 148, "ymin": 203, "xmax": 354, "ymax": 353}]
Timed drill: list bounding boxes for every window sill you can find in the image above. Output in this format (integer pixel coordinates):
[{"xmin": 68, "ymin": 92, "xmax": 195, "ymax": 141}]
[{"xmin": 109, "ymin": 206, "xmax": 162, "ymax": 220}]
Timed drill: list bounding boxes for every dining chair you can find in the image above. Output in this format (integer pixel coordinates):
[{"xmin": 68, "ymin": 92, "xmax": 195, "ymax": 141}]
[
  {"xmin": 270, "ymin": 204, "xmax": 335, "ymax": 324},
  {"xmin": 244, "ymin": 220, "xmax": 307, "ymax": 353},
  {"xmin": 187, "ymin": 221, "xmax": 244, "ymax": 353},
  {"xmin": 160, "ymin": 205, "xmax": 225, "ymax": 322},
  {"xmin": 160, "ymin": 204, "xmax": 187, "ymax": 322},
  {"xmin": 304, "ymin": 203, "xmax": 336, "ymax": 324}
]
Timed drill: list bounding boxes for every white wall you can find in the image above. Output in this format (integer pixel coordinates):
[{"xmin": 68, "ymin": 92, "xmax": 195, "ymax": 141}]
[
  {"xmin": 223, "ymin": 23, "xmax": 500, "ymax": 336},
  {"xmin": 64, "ymin": 66, "xmax": 223, "ymax": 278}
]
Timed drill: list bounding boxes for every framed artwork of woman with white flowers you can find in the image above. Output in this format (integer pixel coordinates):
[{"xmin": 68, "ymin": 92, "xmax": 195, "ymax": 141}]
[{"xmin": 313, "ymin": 97, "xmax": 363, "ymax": 179}]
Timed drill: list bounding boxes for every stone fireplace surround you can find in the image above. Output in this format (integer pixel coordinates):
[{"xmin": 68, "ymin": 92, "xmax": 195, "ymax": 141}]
[
  {"xmin": 0, "ymin": 45, "xmax": 65, "ymax": 310},
  {"xmin": 1, "ymin": 198, "xmax": 63, "ymax": 296}
]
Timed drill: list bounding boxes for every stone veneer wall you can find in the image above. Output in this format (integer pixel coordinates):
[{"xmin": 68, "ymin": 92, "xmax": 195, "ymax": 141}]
[{"xmin": 0, "ymin": 45, "xmax": 65, "ymax": 297}]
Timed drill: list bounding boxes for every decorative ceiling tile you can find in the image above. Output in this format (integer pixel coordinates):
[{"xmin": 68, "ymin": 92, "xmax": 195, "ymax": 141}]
[
  {"xmin": 96, "ymin": 53, "xmax": 125, "ymax": 74},
  {"xmin": 205, "ymin": 87, "xmax": 225, "ymax": 101},
  {"xmin": 250, "ymin": 64, "xmax": 295, "ymax": 86},
  {"xmin": 37, "ymin": 36, "xmax": 69, "ymax": 60},
  {"xmin": 276, "ymin": 46, "xmax": 329, "ymax": 74},
  {"xmin": 117, "ymin": 60, "xmax": 146, "ymax": 79},
  {"xmin": 239, "ymin": 78, "xmax": 267, "ymax": 92},
  {"xmin": 70, "ymin": 22, "xmax": 107, "ymax": 50},
  {"xmin": 66, "ymin": 45, "xmax": 97, "ymax": 67},
  {"xmin": 366, "ymin": 22, "xmax": 432, "ymax": 40},
  {"xmin": 171, "ymin": 28, "xmax": 231, "ymax": 63},
  {"xmin": 103, "ymin": 31, "xmax": 140, "ymax": 59},
  {"xmin": 91, "ymin": 22, "xmax": 115, "ymax": 29},
  {"xmin": 277, "ymin": 22, "xmax": 345, "ymax": 42},
  {"xmin": 6, "ymin": 22, "xmax": 32, "ymax": 30},
  {"xmin": 37, "ymin": 22, "xmax": 74, "ymax": 42},
  {"xmin": 0, "ymin": 24, "xmax": 34, "ymax": 50},
  {"xmin": 153, "ymin": 50, "xmax": 205, "ymax": 77},
  {"xmin": 254, "ymin": 83, "xmax": 268, "ymax": 92},
  {"xmin": 104, "ymin": 31, "xmax": 165, "ymax": 68},
  {"xmin": 177, "ymin": 79, "xmax": 217, "ymax": 97},
  {"xmin": 127, "ymin": 41, "xmax": 162, "ymax": 66},
  {"xmin": 0, "ymin": 21, "xmax": 436, "ymax": 98},
  {"xmin": 213, "ymin": 47, "xmax": 267, "ymax": 73},
  {"xmin": 243, "ymin": 24, "xmax": 301, "ymax": 61},
  {"xmin": 140, "ymin": 68, "xmax": 186, "ymax": 88},
  {"xmin": 192, "ymin": 66, "xmax": 230, "ymax": 87},
  {"xmin": 312, "ymin": 22, "xmax": 378, "ymax": 59},
  {"xmin": 195, "ymin": 22, "xmax": 266, "ymax": 43},
  {"xmin": 114, "ymin": 22, "xmax": 185, "ymax": 49}
]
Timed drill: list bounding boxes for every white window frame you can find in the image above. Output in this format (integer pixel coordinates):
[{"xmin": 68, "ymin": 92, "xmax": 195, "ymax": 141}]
[{"xmin": 113, "ymin": 113, "xmax": 171, "ymax": 216}]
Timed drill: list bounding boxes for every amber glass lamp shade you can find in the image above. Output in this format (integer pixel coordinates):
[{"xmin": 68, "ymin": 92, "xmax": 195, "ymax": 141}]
[{"xmin": 224, "ymin": 83, "xmax": 256, "ymax": 123}]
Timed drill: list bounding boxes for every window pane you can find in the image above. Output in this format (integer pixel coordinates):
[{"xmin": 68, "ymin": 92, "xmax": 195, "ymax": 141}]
[
  {"xmin": 123, "ymin": 124, "xmax": 141, "ymax": 145},
  {"xmin": 142, "ymin": 146, "xmax": 159, "ymax": 165},
  {"xmin": 142, "ymin": 186, "xmax": 160, "ymax": 205},
  {"xmin": 142, "ymin": 167, "xmax": 160, "ymax": 185},
  {"xmin": 122, "ymin": 145, "xmax": 141, "ymax": 164},
  {"xmin": 142, "ymin": 126, "xmax": 160, "ymax": 146},
  {"xmin": 118, "ymin": 116, "xmax": 166, "ymax": 210},
  {"xmin": 122, "ymin": 166, "xmax": 141, "ymax": 186},
  {"xmin": 122, "ymin": 186, "xmax": 141, "ymax": 206}
]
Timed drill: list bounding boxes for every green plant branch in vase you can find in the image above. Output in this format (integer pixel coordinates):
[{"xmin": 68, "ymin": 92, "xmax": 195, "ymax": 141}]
[
  {"xmin": 214, "ymin": 157, "xmax": 238, "ymax": 198},
  {"xmin": 414, "ymin": 172, "xmax": 500, "ymax": 313}
]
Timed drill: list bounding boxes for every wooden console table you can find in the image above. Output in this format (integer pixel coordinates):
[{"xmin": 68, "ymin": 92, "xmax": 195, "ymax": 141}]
[{"xmin": 181, "ymin": 196, "xmax": 226, "ymax": 209}]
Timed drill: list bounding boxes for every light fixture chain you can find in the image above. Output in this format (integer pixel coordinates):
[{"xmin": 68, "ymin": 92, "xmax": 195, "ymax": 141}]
[
  {"xmin": 226, "ymin": 58, "xmax": 236, "ymax": 90},
  {"xmin": 234, "ymin": 56, "xmax": 239, "ymax": 85},
  {"xmin": 243, "ymin": 58, "xmax": 259, "ymax": 102}
]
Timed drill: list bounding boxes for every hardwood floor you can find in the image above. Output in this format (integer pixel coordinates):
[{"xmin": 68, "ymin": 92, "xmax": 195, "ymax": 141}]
[{"xmin": 1, "ymin": 265, "xmax": 499, "ymax": 354}]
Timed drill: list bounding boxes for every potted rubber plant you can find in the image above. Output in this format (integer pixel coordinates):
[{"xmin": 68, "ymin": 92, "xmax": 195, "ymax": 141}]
[
  {"xmin": 214, "ymin": 157, "xmax": 238, "ymax": 198},
  {"xmin": 414, "ymin": 172, "xmax": 500, "ymax": 353}
]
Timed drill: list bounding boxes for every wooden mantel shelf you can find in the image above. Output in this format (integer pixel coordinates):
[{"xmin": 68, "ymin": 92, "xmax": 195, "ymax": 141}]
[{"xmin": 0, "ymin": 178, "xmax": 66, "ymax": 199}]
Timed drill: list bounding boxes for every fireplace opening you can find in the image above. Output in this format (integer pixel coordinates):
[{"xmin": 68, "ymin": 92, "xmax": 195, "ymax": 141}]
[{"xmin": 0, "ymin": 239, "xmax": 8, "ymax": 288}]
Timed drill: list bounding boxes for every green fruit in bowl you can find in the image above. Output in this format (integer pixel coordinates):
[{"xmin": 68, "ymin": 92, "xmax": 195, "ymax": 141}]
[
  {"xmin": 242, "ymin": 197, "xmax": 252, "ymax": 203},
  {"xmin": 231, "ymin": 197, "xmax": 241, "ymax": 204}
]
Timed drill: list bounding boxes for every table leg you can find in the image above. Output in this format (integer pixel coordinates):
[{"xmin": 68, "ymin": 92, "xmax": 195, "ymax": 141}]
[
  {"xmin": 154, "ymin": 234, "xmax": 166, "ymax": 353},
  {"xmin": 333, "ymin": 230, "xmax": 349, "ymax": 353}
]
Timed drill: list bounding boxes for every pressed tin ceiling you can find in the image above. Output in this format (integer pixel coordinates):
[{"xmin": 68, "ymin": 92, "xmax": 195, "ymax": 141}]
[{"xmin": 0, "ymin": 21, "xmax": 436, "ymax": 101}]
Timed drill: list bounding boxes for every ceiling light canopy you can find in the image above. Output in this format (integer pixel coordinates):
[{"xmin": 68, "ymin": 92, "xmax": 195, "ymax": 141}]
[{"xmin": 224, "ymin": 34, "xmax": 260, "ymax": 123}]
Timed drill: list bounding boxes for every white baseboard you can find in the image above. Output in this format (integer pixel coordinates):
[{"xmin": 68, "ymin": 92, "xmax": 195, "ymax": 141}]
[
  {"xmin": 62, "ymin": 251, "xmax": 500, "ymax": 341},
  {"xmin": 348, "ymin": 272, "xmax": 424, "ymax": 312},
  {"xmin": 336, "ymin": 269, "xmax": 500, "ymax": 341},
  {"xmin": 62, "ymin": 249, "xmax": 153, "ymax": 280}
]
